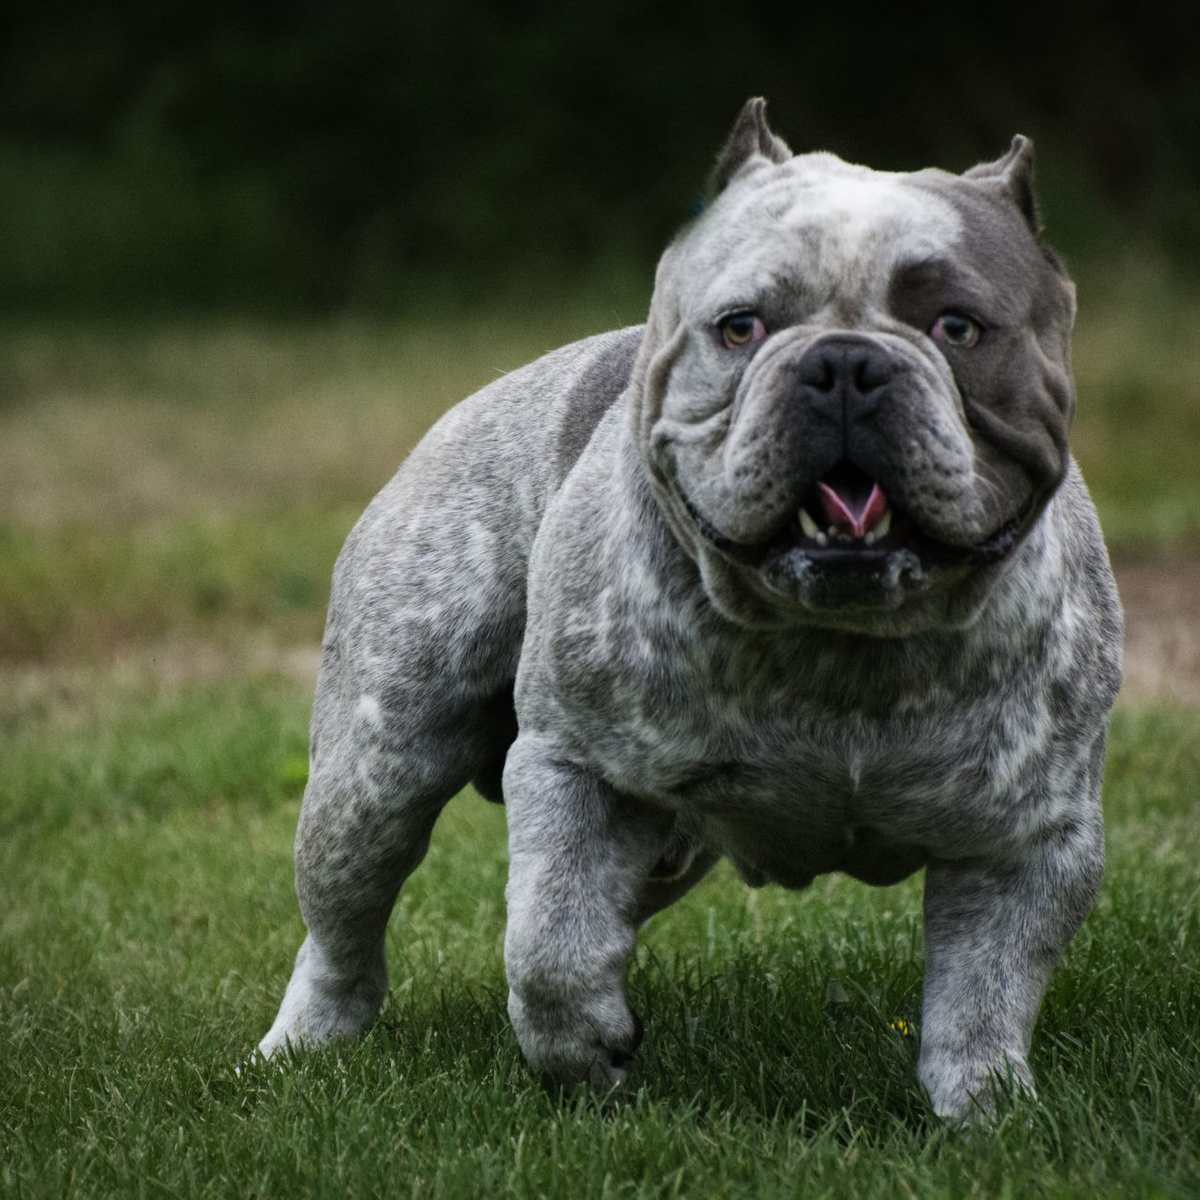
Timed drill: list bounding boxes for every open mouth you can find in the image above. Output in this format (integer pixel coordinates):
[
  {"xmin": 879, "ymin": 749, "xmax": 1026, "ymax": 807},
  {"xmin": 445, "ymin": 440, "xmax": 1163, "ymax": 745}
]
[{"xmin": 686, "ymin": 462, "xmax": 1025, "ymax": 570}]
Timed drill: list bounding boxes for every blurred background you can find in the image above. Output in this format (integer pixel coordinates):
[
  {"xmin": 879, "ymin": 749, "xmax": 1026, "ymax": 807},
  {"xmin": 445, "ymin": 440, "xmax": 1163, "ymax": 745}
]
[
  {"xmin": 1, "ymin": 3, "xmax": 1198, "ymax": 696},
  {"xmin": 2, "ymin": 1, "xmax": 1198, "ymax": 314}
]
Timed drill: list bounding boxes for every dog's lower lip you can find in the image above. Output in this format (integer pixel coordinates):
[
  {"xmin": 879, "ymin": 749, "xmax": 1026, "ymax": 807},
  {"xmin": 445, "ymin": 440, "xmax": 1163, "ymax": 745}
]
[{"xmin": 682, "ymin": 495, "xmax": 1024, "ymax": 569}]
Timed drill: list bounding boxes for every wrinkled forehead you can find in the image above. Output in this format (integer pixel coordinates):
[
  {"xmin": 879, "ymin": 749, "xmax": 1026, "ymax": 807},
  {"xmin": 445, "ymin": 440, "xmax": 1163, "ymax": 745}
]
[{"xmin": 676, "ymin": 154, "xmax": 965, "ymax": 315}]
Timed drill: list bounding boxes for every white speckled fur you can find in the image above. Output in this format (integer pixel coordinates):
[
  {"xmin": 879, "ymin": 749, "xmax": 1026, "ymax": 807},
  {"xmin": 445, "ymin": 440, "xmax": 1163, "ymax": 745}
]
[{"xmin": 257, "ymin": 100, "xmax": 1122, "ymax": 1123}]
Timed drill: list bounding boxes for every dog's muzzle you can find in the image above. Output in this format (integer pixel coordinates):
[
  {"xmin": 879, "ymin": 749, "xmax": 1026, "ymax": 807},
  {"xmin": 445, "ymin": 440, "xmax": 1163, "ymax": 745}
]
[{"xmin": 683, "ymin": 335, "xmax": 1029, "ymax": 576}]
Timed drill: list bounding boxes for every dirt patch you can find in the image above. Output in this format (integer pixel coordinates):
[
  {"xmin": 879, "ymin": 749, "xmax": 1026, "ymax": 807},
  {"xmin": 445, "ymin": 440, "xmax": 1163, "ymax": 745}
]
[{"xmin": 1114, "ymin": 557, "xmax": 1200, "ymax": 707}]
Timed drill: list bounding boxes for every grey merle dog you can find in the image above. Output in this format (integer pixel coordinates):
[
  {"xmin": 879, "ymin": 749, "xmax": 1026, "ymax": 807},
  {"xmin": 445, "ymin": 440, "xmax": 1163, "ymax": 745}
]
[{"xmin": 258, "ymin": 99, "xmax": 1122, "ymax": 1121}]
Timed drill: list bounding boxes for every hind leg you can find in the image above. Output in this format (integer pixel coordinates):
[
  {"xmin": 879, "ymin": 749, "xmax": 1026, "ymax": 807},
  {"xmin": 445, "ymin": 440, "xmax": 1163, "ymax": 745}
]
[
  {"xmin": 258, "ymin": 664, "xmax": 516, "ymax": 1058},
  {"xmin": 259, "ymin": 663, "xmax": 515, "ymax": 1057}
]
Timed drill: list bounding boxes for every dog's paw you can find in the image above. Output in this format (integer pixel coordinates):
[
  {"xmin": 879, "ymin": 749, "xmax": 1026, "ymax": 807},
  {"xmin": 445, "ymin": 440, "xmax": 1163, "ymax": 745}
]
[
  {"xmin": 508, "ymin": 990, "xmax": 644, "ymax": 1094},
  {"xmin": 918, "ymin": 1049, "xmax": 1036, "ymax": 1123},
  {"xmin": 256, "ymin": 980, "xmax": 383, "ymax": 1060},
  {"xmin": 257, "ymin": 937, "xmax": 387, "ymax": 1059}
]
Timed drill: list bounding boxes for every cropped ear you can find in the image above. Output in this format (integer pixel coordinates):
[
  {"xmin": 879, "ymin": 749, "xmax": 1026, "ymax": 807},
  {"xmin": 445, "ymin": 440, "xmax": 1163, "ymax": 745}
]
[
  {"xmin": 711, "ymin": 97, "xmax": 793, "ymax": 194},
  {"xmin": 963, "ymin": 135, "xmax": 1040, "ymax": 233}
]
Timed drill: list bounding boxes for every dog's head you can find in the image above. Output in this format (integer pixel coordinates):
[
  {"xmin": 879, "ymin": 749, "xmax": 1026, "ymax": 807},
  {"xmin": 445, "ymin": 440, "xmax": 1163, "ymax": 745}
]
[{"xmin": 632, "ymin": 99, "xmax": 1077, "ymax": 634}]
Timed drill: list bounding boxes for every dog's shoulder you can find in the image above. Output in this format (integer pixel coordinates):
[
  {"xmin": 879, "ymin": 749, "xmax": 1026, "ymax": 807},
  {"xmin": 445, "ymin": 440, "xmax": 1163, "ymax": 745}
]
[
  {"xmin": 404, "ymin": 324, "xmax": 642, "ymax": 489},
  {"xmin": 530, "ymin": 324, "xmax": 643, "ymax": 476},
  {"xmin": 333, "ymin": 325, "xmax": 645, "ymax": 596}
]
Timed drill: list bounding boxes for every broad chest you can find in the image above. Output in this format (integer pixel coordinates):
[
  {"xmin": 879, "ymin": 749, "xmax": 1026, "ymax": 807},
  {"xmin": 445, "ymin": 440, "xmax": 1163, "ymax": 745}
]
[{"xmin": 557, "ymin": 624, "xmax": 1054, "ymax": 877}]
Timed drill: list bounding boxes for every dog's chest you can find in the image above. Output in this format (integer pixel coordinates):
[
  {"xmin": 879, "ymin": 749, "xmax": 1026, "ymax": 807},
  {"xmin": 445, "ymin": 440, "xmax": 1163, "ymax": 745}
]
[
  {"xmin": 606, "ymin": 693, "xmax": 990, "ymax": 884},
  {"xmin": 555, "ymin": 612, "xmax": 1046, "ymax": 882}
]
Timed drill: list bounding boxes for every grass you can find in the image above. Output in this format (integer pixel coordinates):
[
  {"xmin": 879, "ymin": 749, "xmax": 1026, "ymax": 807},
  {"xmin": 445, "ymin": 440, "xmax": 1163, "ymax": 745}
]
[
  {"xmin": 1, "ymin": 689, "xmax": 1197, "ymax": 1198},
  {"xmin": 1070, "ymin": 261, "xmax": 1200, "ymax": 551},
  {"xmin": 1, "ymin": 276, "xmax": 1199, "ymax": 1196}
]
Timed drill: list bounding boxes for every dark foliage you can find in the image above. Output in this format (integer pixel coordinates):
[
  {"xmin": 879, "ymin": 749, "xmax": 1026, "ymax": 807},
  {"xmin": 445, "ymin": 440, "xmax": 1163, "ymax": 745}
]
[{"xmin": 1, "ymin": 2, "xmax": 1196, "ymax": 312}]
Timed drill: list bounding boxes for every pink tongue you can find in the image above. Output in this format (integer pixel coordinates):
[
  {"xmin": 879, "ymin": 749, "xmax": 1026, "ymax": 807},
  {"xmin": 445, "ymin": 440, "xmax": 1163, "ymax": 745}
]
[{"xmin": 816, "ymin": 480, "xmax": 889, "ymax": 539}]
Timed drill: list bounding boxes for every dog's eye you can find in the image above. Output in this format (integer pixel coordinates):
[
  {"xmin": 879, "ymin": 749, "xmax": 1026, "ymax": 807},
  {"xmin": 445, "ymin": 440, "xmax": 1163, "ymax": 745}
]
[
  {"xmin": 718, "ymin": 313, "xmax": 766, "ymax": 349},
  {"xmin": 930, "ymin": 312, "xmax": 982, "ymax": 348}
]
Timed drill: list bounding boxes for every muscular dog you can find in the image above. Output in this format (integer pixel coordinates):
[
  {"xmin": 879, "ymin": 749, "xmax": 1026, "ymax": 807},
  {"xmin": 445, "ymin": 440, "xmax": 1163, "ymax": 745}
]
[{"xmin": 258, "ymin": 99, "xmax": 1122, "ymax": 1121}]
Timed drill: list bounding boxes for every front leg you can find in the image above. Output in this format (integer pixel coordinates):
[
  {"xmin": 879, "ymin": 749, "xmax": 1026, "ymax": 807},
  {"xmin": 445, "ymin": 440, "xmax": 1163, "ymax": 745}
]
[
  {"xmin": 503, "ymin": 733, "xmax": 676, "ymax": 1092},
  {"xmin": 918, "ymin": 801, "xmax": 1104, "ymax": 1121}
]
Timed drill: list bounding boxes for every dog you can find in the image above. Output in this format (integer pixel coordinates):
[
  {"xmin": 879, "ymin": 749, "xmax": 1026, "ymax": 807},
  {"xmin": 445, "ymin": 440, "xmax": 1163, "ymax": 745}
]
[{"xmin": 258, "ymin": 98, "xmax": 1122, "ymax": 1121}]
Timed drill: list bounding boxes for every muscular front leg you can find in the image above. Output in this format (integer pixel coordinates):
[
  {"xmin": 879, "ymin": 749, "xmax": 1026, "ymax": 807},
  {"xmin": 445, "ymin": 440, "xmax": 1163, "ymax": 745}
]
[
  {"xmin": 918, "ymin": 803, "xmax": 1104, "ymax": 1121},
  {"xmin": 503, "ymin": 734, "xmax": 677, "ymax": 1092}
]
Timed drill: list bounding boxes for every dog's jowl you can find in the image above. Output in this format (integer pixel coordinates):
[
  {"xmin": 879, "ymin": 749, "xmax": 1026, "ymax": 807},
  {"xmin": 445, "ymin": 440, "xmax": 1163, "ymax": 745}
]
[{"xmin": 258, "ymin": 98, "xmax": 1122, "ymax": 1121}]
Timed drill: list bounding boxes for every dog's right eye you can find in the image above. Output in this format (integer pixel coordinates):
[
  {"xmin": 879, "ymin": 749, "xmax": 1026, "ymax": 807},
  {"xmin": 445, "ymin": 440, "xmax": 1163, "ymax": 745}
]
[{"xmin": 718, "ymin": 313, "xmax": 766, "ymax": 349}]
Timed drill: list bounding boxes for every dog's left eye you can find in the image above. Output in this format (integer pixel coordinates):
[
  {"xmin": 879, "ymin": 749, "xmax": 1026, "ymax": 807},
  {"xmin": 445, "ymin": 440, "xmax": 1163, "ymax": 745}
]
[
  {"xmin": 930, "ymin": 312, "xmax": 982, "ymax": 348},
  {"xmin": 718, "ymin": 313, "xmax": 767, "ymax": 349}
]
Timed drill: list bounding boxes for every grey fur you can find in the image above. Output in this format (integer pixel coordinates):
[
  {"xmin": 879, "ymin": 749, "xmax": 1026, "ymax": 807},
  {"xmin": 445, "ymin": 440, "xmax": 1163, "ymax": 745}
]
[{"xmin": 258, "ymin": 100, "xmax": 1122, "ymax": 1123}]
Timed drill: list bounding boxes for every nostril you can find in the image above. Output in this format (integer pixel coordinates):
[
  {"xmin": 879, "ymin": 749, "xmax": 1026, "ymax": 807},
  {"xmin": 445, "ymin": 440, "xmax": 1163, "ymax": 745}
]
[
  {"xmin": 851, "ymin": 350, "xmax": 889, "ymax": 393},
  {"xmin": 799, "ymin": 351, "xmax": 838, "ymax": 392}
]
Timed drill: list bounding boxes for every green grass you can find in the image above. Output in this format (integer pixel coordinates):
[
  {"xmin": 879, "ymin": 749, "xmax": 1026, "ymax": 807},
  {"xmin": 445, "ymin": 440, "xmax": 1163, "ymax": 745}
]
[
  {"xmin": 0, "ymin": 509, "xmax": 356, "ymax": 661},
  {"xmin": 1071, "ymin": 263, "xmax": 1200, "ymax": 552},
  {"xmin": 2, "ymin": 689, "xmax": 1198, "ymax": 1198}
]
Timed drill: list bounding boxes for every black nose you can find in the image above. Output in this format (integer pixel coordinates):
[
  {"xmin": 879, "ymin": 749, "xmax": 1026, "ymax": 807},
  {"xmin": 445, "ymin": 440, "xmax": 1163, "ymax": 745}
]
[{"xmin": 796, "ymin": 335, "xmax": 892, "ymax": 426}]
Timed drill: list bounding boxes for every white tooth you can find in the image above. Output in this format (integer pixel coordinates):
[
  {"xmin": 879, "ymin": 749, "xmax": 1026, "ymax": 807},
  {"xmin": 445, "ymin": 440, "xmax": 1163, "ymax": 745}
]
[
  {"xmin": 875, "ymin": 509, "xmax": 892, "ymax": 539},
  {"xmin": 798, "ymin": 507, "xmax": 820, "ymax": 539},
  {"xmin": 864, "ymin": 530, "xmax": 877, "ymax": 546},
  {"xmin": 815, "ymin": 531, "xmax": 828, "ymax": 547}
]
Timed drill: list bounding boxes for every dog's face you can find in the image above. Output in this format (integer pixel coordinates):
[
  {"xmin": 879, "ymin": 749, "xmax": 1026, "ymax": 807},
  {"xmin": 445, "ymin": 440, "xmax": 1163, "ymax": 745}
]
[{"xmin": 634, "ymin": 100, "xmax": 1077, "ymax": 633}]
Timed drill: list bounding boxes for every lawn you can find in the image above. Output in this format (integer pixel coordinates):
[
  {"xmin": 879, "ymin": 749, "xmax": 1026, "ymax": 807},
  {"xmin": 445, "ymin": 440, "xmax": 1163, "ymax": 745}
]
[{"xmin": 2, "ymin": 279, "xmax": 1199, "ymax": 1197}]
